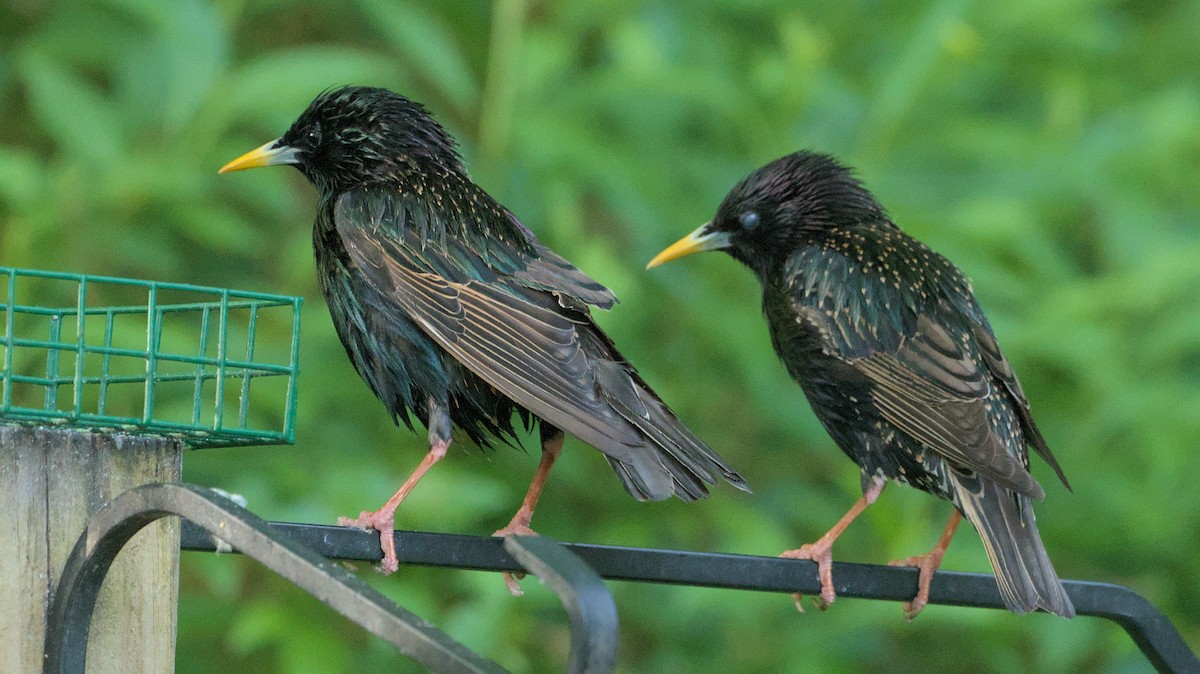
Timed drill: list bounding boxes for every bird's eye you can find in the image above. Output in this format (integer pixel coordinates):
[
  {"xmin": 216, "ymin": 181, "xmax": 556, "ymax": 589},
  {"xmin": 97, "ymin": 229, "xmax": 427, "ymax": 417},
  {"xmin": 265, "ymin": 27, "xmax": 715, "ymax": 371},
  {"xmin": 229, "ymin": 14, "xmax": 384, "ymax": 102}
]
[
  {"xmin": 739, "ymin": 211, "xmax": 760, "ymax": 230},
  {"xmin": 305, "ymin": 123, "xmax": 322, "ymax": 146}
]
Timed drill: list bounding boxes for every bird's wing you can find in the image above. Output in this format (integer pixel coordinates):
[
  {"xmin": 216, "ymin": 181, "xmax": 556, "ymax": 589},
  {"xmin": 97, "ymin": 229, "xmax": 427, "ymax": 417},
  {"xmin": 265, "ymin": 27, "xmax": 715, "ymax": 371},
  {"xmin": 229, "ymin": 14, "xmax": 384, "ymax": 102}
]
[
  {"xmin": 971, "ymin": 320, "xmax": 1071, "ymax": 490},
  {"xmin": 332, "ymin": 189, "xmax": 647, "ymax": 460},
  {"xmin": 512, "ymin": 244, "xmax": 618, "ymax": 311},
  {"xmin": 790, "ymin": 238, "xmax": 1048, "ymax": 499},
  {"xmin": 851, "ymin": 313, "xmax": 1044, "ymax": 499}
]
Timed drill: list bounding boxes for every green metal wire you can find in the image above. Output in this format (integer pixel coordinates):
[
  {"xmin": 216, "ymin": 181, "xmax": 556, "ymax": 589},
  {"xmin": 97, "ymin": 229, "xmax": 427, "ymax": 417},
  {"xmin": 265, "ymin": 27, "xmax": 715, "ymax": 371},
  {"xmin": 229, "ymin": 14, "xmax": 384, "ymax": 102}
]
[
  {"xmin": 192, "ymin": 306, "xmax": 211, "ymax": 426},
  {"xmin": 3, "ymin": 272, "xmax": 14, "ymax": 409},
  {"xmin": 239, "ymin": 303, "xmax": 259, "ymax": 429},
  {"xmin": 214, "ymin": 289, "xmax": 228, "ymax": 431},
  {"xmin": 99, "ymin": 308, "xmax": 115, "ymax": 415},
  {"xmin": 143, "ymin": 283, "xmax": 159, "ymax": 424},
  {"xmin": 0, "ymin": 266, "xmax": 302, "ymax": 448},
  {"xmin": 44, "ymin": 315, "xmax": 61, "ymax": 411}
]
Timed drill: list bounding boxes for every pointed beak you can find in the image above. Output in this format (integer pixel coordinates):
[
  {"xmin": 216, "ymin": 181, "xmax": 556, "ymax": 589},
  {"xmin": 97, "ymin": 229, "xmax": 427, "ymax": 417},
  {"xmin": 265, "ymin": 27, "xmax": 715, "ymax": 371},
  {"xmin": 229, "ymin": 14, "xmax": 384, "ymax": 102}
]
[
  {"xmin": 646, "ymin": 223, "xmax": 732, "ymax": 269},
  {"xmin": 218, "ymin": 138, "xmax": 300, "ymax": 174}
]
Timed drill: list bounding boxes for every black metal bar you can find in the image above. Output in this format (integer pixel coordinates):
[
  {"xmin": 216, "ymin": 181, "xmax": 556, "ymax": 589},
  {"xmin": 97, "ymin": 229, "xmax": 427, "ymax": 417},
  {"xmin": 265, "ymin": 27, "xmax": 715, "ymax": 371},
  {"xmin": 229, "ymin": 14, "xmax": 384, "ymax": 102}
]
[
  {"xmin": 46, "ymin": 484, "xmax": 508, "ymax": 674},
  {"xmin": 181, "ymin": 520, "xmax": 1199, "ymax": 674},
  {"xmin": 505, "ymin": 536, "xmax": 618, "ymax": 674}
]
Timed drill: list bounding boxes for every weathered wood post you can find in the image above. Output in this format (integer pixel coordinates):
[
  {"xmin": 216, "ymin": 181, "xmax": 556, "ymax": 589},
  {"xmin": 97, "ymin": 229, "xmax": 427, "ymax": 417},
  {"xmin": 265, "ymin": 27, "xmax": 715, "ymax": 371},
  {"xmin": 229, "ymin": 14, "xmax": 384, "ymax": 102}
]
[
  {"xmin": 0, "ymin": 266, "xmax": 301, "ymax": 673},
  {"xmin": 1, "ymin": 427, "xmax": 182, "ymax": 673}
]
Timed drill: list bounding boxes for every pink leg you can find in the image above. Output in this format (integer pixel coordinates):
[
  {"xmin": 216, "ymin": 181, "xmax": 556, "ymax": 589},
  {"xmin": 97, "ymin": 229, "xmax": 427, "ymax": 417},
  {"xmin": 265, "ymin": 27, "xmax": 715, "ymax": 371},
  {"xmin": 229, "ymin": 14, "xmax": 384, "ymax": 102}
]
[
  {"xmin": 493, "ymin": 432, "xmax": 564, "ymax": 595},
  {"xmin": 888, "ymin": 510, "xmax": 962, "ymax": 621},
  {"xmin": 338, "ymin": 438, "xmax": 449, "ymax": 574},
  {"xmin": 780, "ymin": 478, "xmax": 885, "ymax": 611}
]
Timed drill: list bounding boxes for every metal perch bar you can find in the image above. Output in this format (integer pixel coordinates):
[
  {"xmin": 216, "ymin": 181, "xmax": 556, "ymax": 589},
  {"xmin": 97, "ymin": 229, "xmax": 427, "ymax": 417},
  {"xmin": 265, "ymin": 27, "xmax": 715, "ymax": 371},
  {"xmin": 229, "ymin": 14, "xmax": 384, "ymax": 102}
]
[{"xmin": 181, "ymin": 519, "xmax": 1198, "ymax": 674}]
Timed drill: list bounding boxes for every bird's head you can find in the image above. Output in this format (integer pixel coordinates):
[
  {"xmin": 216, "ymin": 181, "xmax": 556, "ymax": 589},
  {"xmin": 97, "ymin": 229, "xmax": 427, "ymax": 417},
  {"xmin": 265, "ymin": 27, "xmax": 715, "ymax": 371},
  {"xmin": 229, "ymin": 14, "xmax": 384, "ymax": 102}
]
[
  {"xmin": 647, "ymin": 151, "xmax": 885, "ymax": 277},
  {"xmin": 219, "ymin": 86, "xmax": 463, "ymax": 194}
]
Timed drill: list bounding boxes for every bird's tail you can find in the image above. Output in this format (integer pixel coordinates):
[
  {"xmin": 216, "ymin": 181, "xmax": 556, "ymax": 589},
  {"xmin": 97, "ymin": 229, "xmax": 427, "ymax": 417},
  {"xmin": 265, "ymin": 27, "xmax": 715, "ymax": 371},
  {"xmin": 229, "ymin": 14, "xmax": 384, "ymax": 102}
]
[
  {"xmin": 953, "ymin": 475, "xmax": 1074, "ymax": 618},
  {"xmin": 592, "ymin": 359, "xmax": 749, "ymax": 503}
]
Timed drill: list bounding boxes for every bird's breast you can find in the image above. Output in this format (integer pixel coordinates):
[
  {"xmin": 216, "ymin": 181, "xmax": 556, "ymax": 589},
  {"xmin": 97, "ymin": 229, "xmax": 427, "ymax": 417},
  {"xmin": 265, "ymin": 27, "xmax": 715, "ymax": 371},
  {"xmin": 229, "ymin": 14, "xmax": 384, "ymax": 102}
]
[{"xmin": 312, "ymin": 210, "xmax": 455, "ymax": 416}]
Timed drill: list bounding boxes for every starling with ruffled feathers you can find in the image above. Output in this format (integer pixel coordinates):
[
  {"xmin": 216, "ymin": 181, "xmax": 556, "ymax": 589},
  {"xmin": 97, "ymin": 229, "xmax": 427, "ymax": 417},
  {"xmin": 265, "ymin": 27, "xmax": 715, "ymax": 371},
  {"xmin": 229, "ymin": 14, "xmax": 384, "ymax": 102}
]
[{"xmin": 221, "ymin": 86, "xmax": 747, "ymax": 585}]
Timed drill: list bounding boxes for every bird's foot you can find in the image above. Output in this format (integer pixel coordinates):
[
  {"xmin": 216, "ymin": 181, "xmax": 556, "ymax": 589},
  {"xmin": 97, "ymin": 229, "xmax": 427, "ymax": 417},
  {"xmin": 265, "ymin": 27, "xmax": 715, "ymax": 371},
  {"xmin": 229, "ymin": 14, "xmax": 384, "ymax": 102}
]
[
  {"xmin": 493, "ymin": 512, "xmax": 539, "ymax": 596},
  {"xmin": 339, "ymin": 509, "xmax": 399, "ymax": 574},
  {"xmin": 888, "ymin": 551, "xmax": 943, "ymax": 621},
  {"xmin": 780, "ymin": 541, "xmax": 837, "ymax": 611},
  {"xmin": 493, "ymin": 522, "xmax": 538, "ymax": 538},
  {"xmin": 500, "ymin": 571, "xmax": 527, "ymax": 596},
  {"xmin": 886, "ymin": 510, "xmax": 960, "ymax": 620},
  {"xmin": 888, "ymin": 551, "xmax": 940, "ymax": 618}
]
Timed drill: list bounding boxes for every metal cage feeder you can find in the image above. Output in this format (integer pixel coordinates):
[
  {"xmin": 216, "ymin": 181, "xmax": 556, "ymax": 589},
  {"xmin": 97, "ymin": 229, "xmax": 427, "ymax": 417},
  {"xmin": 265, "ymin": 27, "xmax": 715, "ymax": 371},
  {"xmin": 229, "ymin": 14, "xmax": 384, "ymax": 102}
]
[{"xmin": 0, "ymin": 266, "xmax": 301, "ymax": 447}]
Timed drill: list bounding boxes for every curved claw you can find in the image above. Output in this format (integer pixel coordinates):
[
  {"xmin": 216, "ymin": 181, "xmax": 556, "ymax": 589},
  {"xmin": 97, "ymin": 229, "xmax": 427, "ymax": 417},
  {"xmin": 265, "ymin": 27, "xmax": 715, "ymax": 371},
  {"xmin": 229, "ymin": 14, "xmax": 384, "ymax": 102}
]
[
  {"xmin": 780, "ymin": 542, "xmax": 838, "ymax": 610},
  {"xmin": 888, "ymin": 554, "xmax": 937, "ymax": 621},
  {"xmin": 339, "ymin": 510, "xmax": 399, "ymax": 574},
  {"xmin": 493, "ymin": 522, "xmax": 539, "ymax": 596}
]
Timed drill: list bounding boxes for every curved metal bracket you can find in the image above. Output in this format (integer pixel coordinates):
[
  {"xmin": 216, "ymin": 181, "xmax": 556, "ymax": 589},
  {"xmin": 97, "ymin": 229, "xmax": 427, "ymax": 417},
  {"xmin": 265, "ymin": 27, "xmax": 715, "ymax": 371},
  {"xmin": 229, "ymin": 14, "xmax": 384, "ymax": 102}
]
[
  {"xmin": 45, "ymin": 483, "xmax": 618, "ymax": 674},
  {"xmin": 505, "ymin": 536, "xmax": 618, "ymax": 673}
]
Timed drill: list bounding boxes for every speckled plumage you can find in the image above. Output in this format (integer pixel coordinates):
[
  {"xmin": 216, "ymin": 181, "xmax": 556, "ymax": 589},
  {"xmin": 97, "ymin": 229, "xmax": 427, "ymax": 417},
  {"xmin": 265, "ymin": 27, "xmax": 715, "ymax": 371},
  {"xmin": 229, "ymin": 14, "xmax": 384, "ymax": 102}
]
[
  {"xmin": 653, "ymin": 151, "xmax": 1073, "ymax": 617},
  {"xmin": 223, "ymin": 86, "xmax": 747, "ymax": 574}
]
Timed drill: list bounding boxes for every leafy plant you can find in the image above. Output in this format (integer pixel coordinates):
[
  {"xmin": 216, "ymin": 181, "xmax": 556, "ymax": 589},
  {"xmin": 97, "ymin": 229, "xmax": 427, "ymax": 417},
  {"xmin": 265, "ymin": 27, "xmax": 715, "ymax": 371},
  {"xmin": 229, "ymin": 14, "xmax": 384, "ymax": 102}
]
[{"xmin": 3, "ymin": 0, "xmax": 1197, "ymax": 671}]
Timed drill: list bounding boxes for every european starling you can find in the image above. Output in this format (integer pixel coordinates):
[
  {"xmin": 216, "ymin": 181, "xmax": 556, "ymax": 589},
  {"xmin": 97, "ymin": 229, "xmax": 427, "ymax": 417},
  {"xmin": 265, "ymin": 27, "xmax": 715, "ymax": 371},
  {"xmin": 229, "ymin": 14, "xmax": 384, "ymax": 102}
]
[
  {"xmin": 220, "ymin": 86, "xmax": 747, "ymax": 585},
  {"xmin": 648, "ymin": 151, "xmax": 1074, "ymax": 619}
]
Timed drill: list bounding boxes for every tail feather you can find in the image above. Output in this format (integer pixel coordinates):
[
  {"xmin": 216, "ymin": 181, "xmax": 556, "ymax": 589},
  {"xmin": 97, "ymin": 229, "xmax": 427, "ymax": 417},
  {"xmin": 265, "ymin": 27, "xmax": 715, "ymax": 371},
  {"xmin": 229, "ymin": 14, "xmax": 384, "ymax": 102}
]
[
  {"xmin": 594, "ymin": 361, "xmax": 749, "ymax": 501},
  {"xmin": 607, "ymin": 450, "xmax": 675, "ymax": 501},
  {"xmin": 954, "ymin": 476, "xmax": 1075, "ymax": 618}
]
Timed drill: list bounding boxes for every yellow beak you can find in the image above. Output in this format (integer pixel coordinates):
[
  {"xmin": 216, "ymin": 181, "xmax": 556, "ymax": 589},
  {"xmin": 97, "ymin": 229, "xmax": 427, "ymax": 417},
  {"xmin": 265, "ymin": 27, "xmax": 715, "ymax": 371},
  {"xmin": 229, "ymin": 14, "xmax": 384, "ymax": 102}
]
[
  {"xmin": 646, "ymin": 223, "xmax": 732, "ymax": 269},
  {"xmin": 218, "ymin": 139, "xmax": 299, "ymax": 174}
]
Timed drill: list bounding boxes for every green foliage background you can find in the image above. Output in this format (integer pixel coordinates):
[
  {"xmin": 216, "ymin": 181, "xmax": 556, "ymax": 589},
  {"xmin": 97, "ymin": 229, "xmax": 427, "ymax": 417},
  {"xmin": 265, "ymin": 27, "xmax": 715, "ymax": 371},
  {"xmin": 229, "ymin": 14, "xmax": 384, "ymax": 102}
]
[{"xmin": 3, "ymin": 0, "xmax": 1198, "ymax": 671}]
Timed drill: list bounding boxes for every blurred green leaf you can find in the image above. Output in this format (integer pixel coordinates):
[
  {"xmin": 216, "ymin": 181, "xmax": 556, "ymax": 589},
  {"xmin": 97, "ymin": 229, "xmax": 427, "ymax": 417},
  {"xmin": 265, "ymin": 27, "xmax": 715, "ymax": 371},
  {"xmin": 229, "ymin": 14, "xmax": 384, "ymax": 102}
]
[
  {"xmin": 0, "ymin": 148, "xmax": 46, "ymax": 210},
  {"xmin": 355, "ymin": 0, "xmax": 479, "ymax": 115},
  {"xmin": 221, "ymin": 47, "xmax": 400, "ymax": 129},
  {"xmin": 17, "ymin": 52, "xmax": 125, "ymax": 163},
  {"xmin": 173, "ymin": 203, "xmax": 265, "ymax": 253},
  {"xmin": 112, "ymin": 0, "xmax": 228, "ymax": 133}
]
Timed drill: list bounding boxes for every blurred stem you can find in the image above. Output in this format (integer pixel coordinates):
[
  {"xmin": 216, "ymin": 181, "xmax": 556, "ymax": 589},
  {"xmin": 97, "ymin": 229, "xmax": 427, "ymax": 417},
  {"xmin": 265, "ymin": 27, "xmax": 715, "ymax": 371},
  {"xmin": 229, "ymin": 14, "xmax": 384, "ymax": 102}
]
[
  {"xmin": 215, "ymin": 0, "xmax": 249, "ymax": 28},
  {"xmin": 477, "ymin": 0, "xmax": 528, "ymax": 161}
]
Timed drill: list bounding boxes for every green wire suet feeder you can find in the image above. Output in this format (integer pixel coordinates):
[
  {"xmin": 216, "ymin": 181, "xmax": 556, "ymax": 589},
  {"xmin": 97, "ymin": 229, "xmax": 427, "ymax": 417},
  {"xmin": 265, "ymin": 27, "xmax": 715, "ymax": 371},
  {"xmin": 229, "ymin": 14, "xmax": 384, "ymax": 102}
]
[{"xmin": 0, "ymin": 266, "xmax": 301, "ymax": 447}]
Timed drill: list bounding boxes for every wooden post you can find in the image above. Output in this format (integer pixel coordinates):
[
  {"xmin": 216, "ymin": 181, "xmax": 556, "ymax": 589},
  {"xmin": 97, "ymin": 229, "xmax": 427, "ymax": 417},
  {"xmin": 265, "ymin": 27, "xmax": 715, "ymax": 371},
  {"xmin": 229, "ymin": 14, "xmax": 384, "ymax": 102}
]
[{"xmin": 0, "ymin": 426, "xmax": 182, "ymax": 673}]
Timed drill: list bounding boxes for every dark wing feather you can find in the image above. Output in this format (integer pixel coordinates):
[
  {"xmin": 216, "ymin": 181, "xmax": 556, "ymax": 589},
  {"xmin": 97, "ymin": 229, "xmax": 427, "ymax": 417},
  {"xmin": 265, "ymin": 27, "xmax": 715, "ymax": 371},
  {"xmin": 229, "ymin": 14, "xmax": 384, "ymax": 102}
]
[
  {"xmin": 972, "ymin": 321, "xmax": 1071, "ymax": 491},
  {"xmin": 852, "ymin": 314, "xmax": 1044, "ymax": 499},
  {"xmin": 789, "ymin": 235, "xmax": 1054, "ymax": 498},
  {"xmin": 343, "ymin": 225, "xmax": 646, "ymax": 456},
  {"xmin": 333, "ymin": 188, "xmax": 744, "ymax": 501},
  {"xmin": 514, "ymin": 245, "xmax": 618, "ymax": 311}
]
